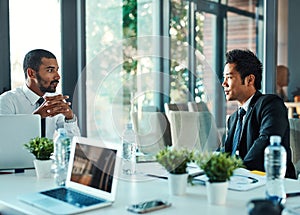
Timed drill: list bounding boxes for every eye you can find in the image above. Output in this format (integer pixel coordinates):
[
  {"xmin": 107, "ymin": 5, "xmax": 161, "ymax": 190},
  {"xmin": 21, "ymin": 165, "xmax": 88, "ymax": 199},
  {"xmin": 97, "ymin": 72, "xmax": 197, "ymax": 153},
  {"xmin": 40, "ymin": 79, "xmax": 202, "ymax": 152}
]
[{"xmin": 45, "ymin": 67, "xmax": 58, "ymax": 73}]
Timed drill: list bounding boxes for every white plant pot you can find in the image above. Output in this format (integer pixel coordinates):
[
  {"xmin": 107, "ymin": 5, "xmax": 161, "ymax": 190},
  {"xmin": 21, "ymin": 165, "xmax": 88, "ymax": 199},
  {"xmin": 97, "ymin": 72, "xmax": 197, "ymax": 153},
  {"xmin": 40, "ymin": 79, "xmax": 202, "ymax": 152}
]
[
  {"xmin": 168, "ymin": 173, "xmax": 188, "ymax": 196},
  {"xmin": 33, "ymin": 159, "xmax": 53, "ymax": 178},
  {"xmin": 206, "ymin": 181, "xmax": 229, "ymax": 205}
]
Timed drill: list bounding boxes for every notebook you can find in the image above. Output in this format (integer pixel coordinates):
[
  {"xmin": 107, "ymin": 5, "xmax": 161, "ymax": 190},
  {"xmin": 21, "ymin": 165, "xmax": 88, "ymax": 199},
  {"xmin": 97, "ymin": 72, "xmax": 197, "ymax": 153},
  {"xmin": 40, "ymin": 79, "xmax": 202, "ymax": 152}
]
[
  {"xmin": 0, "ymin": 114, "xmax": 41, "ymax": 171},
  {"xmin": 19, "ymin": 136, "xmax": 121, "ymax": 214}
]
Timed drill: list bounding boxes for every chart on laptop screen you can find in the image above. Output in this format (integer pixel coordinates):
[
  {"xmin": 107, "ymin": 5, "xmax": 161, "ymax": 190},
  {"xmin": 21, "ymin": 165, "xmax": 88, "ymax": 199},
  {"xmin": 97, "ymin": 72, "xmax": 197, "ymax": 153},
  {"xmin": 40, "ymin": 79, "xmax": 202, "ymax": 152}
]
[{"xmin": 70, "ymin": 143, "xmax": 117, "ymax": 193}]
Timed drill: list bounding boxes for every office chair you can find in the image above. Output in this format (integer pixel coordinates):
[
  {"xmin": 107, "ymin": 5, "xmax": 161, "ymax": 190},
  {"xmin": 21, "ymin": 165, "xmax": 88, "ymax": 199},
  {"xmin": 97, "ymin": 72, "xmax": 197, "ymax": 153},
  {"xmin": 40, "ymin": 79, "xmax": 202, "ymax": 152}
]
[{"xmin": 167, "ymin": 111, "xmax": 221, "ymax": 152}]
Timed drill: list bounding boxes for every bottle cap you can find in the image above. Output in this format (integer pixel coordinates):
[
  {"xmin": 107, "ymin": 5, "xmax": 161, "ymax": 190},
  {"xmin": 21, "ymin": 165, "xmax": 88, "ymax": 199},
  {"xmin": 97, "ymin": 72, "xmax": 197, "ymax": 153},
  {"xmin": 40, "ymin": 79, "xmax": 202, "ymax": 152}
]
[{"xmin": 270, "ymin": 135, "xmax": 281, "ymax": 144}]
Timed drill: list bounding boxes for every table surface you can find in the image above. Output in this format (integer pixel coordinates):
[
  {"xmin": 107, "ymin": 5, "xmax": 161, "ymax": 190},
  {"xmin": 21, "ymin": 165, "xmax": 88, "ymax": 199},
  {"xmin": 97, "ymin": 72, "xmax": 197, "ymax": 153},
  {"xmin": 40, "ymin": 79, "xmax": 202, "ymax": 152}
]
[{"xmin": 0, "ymin": 163, "xmax": 300, "ymax": 215}]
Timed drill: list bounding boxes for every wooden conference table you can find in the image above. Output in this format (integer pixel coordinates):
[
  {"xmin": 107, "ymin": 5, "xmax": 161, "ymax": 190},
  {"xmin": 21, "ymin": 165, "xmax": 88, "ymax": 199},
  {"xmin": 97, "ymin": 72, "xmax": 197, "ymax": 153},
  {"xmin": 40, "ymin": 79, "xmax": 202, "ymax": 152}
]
[{"xmin": 0, "ymin": 163, "xmax": 300, "ymax": 215}]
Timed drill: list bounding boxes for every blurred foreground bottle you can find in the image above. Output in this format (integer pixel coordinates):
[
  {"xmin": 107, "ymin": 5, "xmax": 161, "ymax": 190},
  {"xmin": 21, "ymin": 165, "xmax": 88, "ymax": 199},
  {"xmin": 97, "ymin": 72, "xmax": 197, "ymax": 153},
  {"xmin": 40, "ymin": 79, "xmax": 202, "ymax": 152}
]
[
  {"xmin": 264, "ymin": 135, "xmax": 286, "ymax": 204},
  {"xmin": 52, "ymin": 128, "xmax": 71, "ymax": 186}
]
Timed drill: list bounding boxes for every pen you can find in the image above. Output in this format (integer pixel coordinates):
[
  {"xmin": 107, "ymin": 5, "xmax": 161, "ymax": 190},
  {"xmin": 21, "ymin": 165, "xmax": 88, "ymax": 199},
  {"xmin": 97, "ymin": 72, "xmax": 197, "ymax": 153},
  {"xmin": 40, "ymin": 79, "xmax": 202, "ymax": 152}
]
[
  {"xmin": 146, "ymin": 174, "xmax": 168, "ymax": 180},
  {"xmin": 286, "ymin": 192, "xmax": 300, "ymax": 198},
  {"xmin": 189, "ymin": 172, "xmax": 205, "ymax": 178},
  {"xmin": 0, "ymin": 172, "xmax": 14, "ymax": 174},
  {"xmin": 234, "ymin": 175, "xmax": 258, "ymax": 184},
  {"xmin": 192, "ymin": 179, "xmax": 206, "ymax": 186}
]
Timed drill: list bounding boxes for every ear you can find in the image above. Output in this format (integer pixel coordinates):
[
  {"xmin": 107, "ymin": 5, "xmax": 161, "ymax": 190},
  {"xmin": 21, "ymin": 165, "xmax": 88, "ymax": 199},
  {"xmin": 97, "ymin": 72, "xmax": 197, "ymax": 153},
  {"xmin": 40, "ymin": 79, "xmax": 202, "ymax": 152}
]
[
  {"xmin": 246, "ymin": 74, "xmax": 255, "ymax": 86},
  {"xmin": 27, "ymin": 68, "xmax": 36, "ymax": 79}
]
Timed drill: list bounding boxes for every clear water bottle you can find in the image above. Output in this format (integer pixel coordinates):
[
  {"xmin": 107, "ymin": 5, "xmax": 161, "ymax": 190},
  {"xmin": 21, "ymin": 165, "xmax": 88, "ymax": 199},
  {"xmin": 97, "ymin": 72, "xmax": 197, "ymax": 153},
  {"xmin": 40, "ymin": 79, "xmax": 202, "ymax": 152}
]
[
  {"xmin": 52, "ymin": 128, "xmax": 71, "ymax": 186},
  {"xmin": 264, "ymin": 135, "xmax": 287, "ymax": 204},
  {"xmin": 122, "ymin": 123, "xmax": 136, "ymax": 175}
]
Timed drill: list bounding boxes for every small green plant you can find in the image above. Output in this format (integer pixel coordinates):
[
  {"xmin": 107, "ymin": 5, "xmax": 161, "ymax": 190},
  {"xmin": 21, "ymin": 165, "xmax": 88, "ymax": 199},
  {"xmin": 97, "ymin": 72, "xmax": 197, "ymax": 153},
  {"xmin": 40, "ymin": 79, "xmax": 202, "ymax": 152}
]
[
  {"xmin": 194, "ymin": 152, "xmax": 244, "ymax": 183},
  {"xmin": 156, "ymin": 147, "xmax": 193, "ymax": 174},
  {"xmin": 24, "ymin": 137, "xmax": 54, "ymax": 160}
]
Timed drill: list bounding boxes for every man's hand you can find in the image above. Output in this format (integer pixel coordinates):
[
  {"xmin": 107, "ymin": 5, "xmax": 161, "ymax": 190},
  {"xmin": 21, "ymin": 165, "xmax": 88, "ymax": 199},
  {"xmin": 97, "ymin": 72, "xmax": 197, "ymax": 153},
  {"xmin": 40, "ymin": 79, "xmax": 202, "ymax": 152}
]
[{"xmin": 34, "ymin": 94, "xmax": 74, "ymax": 119}]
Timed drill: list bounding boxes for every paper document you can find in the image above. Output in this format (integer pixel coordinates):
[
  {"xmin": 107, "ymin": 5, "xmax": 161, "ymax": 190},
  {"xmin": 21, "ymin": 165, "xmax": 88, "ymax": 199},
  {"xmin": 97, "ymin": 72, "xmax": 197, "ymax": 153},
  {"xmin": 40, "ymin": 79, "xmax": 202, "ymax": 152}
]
[{"xmin": 193, "ymin": 168, "xmax": 266, "ymax": 191}]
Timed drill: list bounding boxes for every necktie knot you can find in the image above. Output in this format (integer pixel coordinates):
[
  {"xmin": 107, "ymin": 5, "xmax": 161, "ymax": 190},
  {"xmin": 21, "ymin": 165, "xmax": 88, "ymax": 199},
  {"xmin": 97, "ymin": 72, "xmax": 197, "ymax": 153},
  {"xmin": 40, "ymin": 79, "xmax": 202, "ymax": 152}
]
[{"xmin": 238, "ymin": 108, "xmax": 246, "ymax": 120}]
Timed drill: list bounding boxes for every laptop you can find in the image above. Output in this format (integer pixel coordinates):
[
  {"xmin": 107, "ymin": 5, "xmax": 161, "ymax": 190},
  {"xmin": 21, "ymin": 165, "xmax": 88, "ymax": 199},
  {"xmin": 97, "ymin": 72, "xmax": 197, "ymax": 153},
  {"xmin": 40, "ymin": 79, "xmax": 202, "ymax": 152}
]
[
  {"xmin": 19, "ymin": 136, "xmax": 121, "ymax": 214},
  {"xmin": 0, "ymin": 114, "xmax": 41, "ymax": 171}
]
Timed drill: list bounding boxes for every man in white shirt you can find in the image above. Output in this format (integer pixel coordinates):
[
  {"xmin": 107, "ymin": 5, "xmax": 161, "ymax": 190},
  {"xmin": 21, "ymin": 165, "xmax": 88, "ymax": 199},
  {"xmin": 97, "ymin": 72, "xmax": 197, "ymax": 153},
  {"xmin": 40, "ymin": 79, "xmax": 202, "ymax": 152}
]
[{"xmin": 0, "ymin": 49, "xmax": 80, "ymax": 139}]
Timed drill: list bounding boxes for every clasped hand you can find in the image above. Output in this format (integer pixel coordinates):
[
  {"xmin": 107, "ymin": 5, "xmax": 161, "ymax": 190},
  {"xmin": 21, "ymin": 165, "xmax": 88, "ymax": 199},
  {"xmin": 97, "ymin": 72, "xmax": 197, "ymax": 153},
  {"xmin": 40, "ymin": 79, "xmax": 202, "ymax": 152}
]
[{"xmin": 34, "ymin": 94, "xmax": 74, "ymax": 119}]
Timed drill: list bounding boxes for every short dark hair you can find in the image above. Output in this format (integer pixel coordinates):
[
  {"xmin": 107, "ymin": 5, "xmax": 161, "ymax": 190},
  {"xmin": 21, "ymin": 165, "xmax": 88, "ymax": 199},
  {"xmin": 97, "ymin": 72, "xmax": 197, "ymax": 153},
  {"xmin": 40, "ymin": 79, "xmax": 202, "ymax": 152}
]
[
  {"xmin": 23, "ymin": 49, "xmax": 56, "ymax": 78},
  {"xmin": 225, "ymin": 49, "xmax": 262, "ymax": 90}
]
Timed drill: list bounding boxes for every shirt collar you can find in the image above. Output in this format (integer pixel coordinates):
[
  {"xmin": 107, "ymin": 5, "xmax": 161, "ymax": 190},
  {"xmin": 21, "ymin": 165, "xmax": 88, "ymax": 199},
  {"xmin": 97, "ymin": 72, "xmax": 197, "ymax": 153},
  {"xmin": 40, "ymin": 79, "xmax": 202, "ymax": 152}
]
[
  {"xmin": 22, "ymin": 84, "xmax": 41, "ymax": 105},
  {"xmin": 240, "ymin": 94, "xmax": 255, "ymax": 112}
]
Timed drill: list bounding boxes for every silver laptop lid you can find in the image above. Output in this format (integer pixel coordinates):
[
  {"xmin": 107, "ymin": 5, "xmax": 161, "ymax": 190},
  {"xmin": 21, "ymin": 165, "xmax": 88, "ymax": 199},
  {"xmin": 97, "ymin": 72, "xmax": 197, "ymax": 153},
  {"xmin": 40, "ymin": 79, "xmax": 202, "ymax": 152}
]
[
  {"xmin": 66, "ymin": 136, "xmax": 121, "ymax": 202},
  {"xmin": 0, "ymin": 114, "xmax": 41, "ymax": 170}
]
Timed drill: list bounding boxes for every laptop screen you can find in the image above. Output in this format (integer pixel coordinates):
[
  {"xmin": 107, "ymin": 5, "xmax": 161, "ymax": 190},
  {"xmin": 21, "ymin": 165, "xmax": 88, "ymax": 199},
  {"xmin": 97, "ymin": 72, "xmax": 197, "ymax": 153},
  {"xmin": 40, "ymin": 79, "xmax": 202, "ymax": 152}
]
[
  {"xmin": 70, "ymin": 142, "xmax": 117, "ymax": 193},
  {"xmin": 0, "ymin": 114, "xmax": 40, "ymax": 170}
]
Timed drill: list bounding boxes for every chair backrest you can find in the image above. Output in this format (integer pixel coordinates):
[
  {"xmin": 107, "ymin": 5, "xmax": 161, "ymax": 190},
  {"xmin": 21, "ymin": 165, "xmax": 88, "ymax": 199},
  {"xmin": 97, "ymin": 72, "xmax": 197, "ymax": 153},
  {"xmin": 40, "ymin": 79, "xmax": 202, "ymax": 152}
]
[
  {"xmin": 289, "ymin": 118, "xmax": 300, "ymax": 174},
  {"xmin": 188, "ymin": 101, "xmax": 227, "ymax": 143},
  {"xmin": 167, "ymin": 111, "xmax": 221, "ymax": 152},
  {"xmin": 164, "ymin": 103, "xmax": 189, "ymax": 121},
  {"xmin": 187, "ymin": 101, "xmax": 209, "ymax": 112},
  {"xmin": 164, "ymin": 103, "xmax": 188, "ymax": 113},
  {"xmin": 131, "ymin": 112, "xmax": 171, "ymax": 155}
]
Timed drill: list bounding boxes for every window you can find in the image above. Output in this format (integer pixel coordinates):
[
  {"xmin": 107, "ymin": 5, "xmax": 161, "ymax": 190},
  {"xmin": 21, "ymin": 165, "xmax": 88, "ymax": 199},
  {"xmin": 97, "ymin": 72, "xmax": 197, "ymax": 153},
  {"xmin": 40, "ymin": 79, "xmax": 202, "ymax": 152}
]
[
  {"xmin": 86, "ymin": 0, "xmax": 130, "ymax": 141},
  {"xmin": 227, "ymin": 0, "xmax": 258, "ymax": 13},
  {"xmin": 9, "ymin": 0, "xmax": 61, "ymax": 91},
  {"xmin": 84, "ymin": 0, "xmax": 263, "ymax": 140}
]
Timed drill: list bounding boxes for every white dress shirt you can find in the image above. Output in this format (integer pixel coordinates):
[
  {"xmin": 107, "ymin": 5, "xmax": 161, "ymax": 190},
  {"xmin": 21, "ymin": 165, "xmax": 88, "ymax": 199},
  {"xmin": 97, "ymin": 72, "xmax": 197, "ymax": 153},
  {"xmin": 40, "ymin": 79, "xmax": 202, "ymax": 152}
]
[
  {"xmin": 239, "ymin": 94, "xmax": 255, "ymax": 123},
  {"xmin": 0, "ymin": 85, "xmax": 81, "ymax": 139}
]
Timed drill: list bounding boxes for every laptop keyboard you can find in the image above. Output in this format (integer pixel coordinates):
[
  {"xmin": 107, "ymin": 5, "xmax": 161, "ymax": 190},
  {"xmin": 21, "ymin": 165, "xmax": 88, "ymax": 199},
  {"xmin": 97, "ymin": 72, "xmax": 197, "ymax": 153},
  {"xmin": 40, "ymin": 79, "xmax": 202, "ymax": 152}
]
[{"xmin": 41, "ymin": 187, "xmax": 106, "ymax": 208}]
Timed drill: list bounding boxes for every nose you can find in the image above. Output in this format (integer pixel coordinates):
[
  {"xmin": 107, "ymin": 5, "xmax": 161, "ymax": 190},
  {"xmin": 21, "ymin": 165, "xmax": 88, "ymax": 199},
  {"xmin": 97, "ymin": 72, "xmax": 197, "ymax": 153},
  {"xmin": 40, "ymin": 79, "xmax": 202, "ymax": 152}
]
[
  {"xmin": 222, "ymin": 79, "xmax": 227, "ymax": 87},
  {"xmin": 54, "ymin": 71, "xmax": 60, "ymax": 80}
]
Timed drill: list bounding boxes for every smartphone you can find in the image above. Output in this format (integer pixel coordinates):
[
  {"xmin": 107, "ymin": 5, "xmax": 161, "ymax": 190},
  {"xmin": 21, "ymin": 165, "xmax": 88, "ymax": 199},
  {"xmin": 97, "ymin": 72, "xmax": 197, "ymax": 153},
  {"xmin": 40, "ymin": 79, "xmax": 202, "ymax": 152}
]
[{"xmin": 127, "ymin": 199, "xmax": 171, "ymax": 214}]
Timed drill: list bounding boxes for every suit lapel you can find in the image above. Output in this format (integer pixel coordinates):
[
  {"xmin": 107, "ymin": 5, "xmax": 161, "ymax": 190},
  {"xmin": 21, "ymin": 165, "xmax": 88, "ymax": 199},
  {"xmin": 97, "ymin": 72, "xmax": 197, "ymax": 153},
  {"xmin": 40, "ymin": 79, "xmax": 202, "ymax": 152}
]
[
  {"xmin": 226, "ymin": 111, "xmax": 239, "ymax": 151},
  {"xmin": 241, "ymin": 91, "xmax": 262, "ymax": 126}
]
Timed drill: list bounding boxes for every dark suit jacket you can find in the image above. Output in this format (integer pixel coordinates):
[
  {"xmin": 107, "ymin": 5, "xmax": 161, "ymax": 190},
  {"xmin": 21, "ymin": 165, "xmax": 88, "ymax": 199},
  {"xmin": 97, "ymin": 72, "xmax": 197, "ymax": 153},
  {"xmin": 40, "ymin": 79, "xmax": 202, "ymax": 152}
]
[{"xmin": 224, "ymin": 91, "xmax": 296, "ymax": 179}]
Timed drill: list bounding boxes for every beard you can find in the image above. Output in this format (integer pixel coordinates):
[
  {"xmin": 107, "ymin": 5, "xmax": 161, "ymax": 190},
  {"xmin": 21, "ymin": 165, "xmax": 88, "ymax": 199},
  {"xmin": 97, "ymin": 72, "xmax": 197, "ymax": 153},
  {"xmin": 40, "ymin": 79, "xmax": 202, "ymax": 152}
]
[{"xmin": 36, "ymin": 73, "xmax": 59, "ymax": 93}]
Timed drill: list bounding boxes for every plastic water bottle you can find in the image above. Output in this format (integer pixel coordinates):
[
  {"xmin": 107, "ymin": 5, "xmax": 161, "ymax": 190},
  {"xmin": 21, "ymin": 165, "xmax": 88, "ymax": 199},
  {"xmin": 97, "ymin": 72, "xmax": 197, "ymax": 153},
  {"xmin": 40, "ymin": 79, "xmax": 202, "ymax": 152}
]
[
  {"xmin": 122, "ymin": 123, "xmax": 136, "ymax": 175},
  {"xmin": 53, "ymin": 128, "xmax": 71, "ymax": 186},
  {"xmin": 264, "ymin": 135, "xmax": 287, "ymax": 204}
]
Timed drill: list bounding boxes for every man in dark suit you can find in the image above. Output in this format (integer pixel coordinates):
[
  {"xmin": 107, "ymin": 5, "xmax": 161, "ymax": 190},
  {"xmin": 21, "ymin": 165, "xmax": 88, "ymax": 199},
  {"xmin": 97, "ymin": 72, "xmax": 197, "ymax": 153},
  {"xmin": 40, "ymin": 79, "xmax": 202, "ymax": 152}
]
[{"xmin": 222, "ymin": 49, "xmax": 296, "ymax": 179}]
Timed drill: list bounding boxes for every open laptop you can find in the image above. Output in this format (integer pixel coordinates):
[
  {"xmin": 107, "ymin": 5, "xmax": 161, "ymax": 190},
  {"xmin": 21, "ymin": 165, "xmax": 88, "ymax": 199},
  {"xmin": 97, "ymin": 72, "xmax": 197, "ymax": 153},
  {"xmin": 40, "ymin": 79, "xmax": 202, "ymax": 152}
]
[
  {"xmin": 19, "ymin": 136, "xmax": 121, "ymax": 214},
  {"xmin": 0, "ymin": 114, "xmax": 41, "ymax": 171}
]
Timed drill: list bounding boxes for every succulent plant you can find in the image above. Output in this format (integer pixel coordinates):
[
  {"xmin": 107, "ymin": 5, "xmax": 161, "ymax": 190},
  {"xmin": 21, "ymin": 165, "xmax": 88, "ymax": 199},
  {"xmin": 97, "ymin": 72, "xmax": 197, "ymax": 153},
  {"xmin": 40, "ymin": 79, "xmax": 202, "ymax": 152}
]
[
  {"xmin": 24, "ymin": 137, "xmax": 54, "ymax": 160},
  {"xmin": 156, "ymin": 147, "xmax": 194, "ymax": 174},
  {"xmin": 194, "ymin": 152, "xmax": 244, "ymax": 183}
]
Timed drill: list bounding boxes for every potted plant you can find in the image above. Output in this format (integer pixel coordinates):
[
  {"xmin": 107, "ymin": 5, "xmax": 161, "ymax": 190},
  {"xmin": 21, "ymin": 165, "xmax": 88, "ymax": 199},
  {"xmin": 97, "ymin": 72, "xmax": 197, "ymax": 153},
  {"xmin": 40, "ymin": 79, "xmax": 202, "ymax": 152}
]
[
  {"xmin": 156, "ymin": 147, "xmax": 193, "ymax": 195},
  {"xmin": 194, "ymin": 152, "xmax": 244, "ymax": 205},
  {"xmin": 24, "ymin": 137, "xmax": 54, "ymax": 178}
]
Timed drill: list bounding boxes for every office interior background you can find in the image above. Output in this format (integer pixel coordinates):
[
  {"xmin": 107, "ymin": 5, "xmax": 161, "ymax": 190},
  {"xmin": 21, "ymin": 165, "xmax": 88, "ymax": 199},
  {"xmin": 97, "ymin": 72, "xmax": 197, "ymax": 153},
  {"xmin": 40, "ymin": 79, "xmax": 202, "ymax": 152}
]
[{"xmin": 1, "ymin": 0, "xmax": 300, "ymax": 143}]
